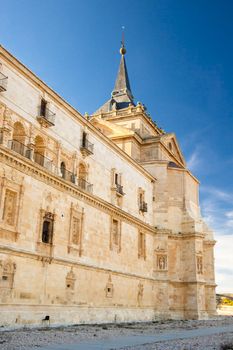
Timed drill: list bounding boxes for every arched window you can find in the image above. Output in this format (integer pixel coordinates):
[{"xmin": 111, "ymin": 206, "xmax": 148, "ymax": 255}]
[
  {"xmin": 78, "ymin": 163, "xmax": 87, "ymax": 190},
  {"xmin": 11, "ymin": 122, "xmax": 26, "ymax": 155},
  {"xmin": 34, "ymin": 135, "xmax": 45, "ymax": 166},
  {"xmin": 60, "ymin": 162, "xmax": 66, "ymax": 179},
  {"xmin": 79, "ymin": 163, "xmax": 87, "ymax": 181}
]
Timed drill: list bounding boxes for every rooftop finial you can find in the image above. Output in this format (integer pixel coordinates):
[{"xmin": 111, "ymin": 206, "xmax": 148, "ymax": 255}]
[{"xmin": 120, "ymin": 26, "xmax": 126, "ymax": 55}]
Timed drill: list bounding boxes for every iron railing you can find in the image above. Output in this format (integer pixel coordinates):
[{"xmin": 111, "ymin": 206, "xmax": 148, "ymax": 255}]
[
  {"xmin": 6, "ymin": 140, "xmax": 94, "ymax": 194},
  {"xmin": 34, "ymin": 152, "xmax": 55, "ymax": 172},
  {"xmin": 80, "ymin": 139, "xmax": 94, "ymax": 154},
  {"xmin": 38, "ymin": 106, "xmax": 55, "ymax": 125},
  {"xmin": 140, "ymin": 202, "xmax": 148, "ymax": 213},
  {"xmin": 116, "ymin": 183, "xmax": 124, "ymax": 196},
  {"xmin": 77, "ymin": 178, "xmax": 93, "ymax": 193},
  {"xmin": 8, "ymin": 139, "xmax": 32, "ymax": 159},
  {"xmin": 0, "ymin": 72, "xmax": 8, "ymax": 92},
  {"xmin": 61, "ymin": 167, "xmax": 76, "ymax": 184}
]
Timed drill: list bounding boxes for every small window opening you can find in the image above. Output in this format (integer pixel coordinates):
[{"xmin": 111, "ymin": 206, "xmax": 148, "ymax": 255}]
[
  {"xmin": 115, "ymin": 173, "xmax": 118, "ymax": 185},
  {"xmin": 42, "ymin": 220, "xmax": 51, "ymax": 243},
  {"xmin": 82, "ymin": 132, "xmax": 87, "ymax": 147},
  {"xmin": 40, "ymin": 99, "xmax": 47, "ymax": 117},
  {"xmin": 60, "ymin": 162, "xmax": 66, "ymax": 179},
  {"xmin": 2, "ymin": 276, "xmax": 8, "ymax": 281},
  {"xmin": 139, "ymin": 193, "xmax": 143, "ymax": 205}
]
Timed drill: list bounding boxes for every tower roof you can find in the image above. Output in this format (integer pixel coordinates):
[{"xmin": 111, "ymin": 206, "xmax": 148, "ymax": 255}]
[
  {"xmin": 112, "ymin": 47, "xmax": 133, "ymax": 101},
  {"xmin": 94, "ymin": 42, "xmax": 135, "ymax": 114}
]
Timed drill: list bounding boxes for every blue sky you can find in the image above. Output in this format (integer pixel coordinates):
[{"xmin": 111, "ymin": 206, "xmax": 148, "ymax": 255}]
[{"xmin": 1, "ymin": 0, "xmax": 233, "ymax": 292}]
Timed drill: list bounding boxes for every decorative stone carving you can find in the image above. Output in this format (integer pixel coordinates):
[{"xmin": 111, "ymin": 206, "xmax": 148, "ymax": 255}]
[
  {"xmin": 68, "ymin": 204, "xmax": 84, "ymax": 256},
  {"xmin": 138, "ymin": 231, "xmax": 146, "ymax": 259},
  {"xmin": 197, "ymin": 256, "xmax": 203, "ymax": 274},
  {"xmin": 0, "ymin": 259, "xmax": 16, "ymax": 302},
  {"xmin": 0, "ymin": 175, "xmax": 24, "ymax": 241},
  {"xmin": 105, "ymin": 274, "xmax": 113, "ymax": 298},
  {"xmin": 137, "ymin": 281, "xmax": 144, "ymax": 306},
  {"xmin": 66, "ymin": 268, "xmax": 76, "ymax": 291},
  {"xmin": 157, "ymin": 254, "xmax": 167, "ymax": 271},
  {"xmin": 2, "ymin": 189, "xmax": 17, "ymax": 226}
]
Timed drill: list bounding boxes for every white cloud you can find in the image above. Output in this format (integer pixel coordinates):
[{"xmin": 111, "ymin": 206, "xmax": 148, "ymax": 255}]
[
  {"xmin": 215, "ymin": 234, "xmax": 233, "ymax": 293},
  {"xmin": 200, "ymin": 187, "xmax": 233, "ymax": 292}
]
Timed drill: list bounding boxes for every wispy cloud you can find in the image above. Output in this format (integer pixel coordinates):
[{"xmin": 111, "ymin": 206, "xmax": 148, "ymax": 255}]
[{"xmin": 187, "ymin": 148, "xmax": 201, "ymax": 172}]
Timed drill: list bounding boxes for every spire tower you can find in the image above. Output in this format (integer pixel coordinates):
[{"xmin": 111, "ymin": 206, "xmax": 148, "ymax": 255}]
[{"xmin": 94, "ymin": 34, "xmax": 135, "ymax": 114}]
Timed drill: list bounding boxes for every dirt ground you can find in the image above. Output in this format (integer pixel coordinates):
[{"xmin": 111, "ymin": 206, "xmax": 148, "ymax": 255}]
[{"xmin": 0, "ymin": 316, "xmax": 233, "ymax": 349}]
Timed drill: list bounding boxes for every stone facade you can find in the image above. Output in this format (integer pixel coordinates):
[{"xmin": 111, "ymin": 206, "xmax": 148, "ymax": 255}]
[{"xmin": 0, "ymin": 44, "xmax": 216, "ymax": 327}]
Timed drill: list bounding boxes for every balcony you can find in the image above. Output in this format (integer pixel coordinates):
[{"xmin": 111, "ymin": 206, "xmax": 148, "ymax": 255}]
[
  {"xmin": 116, "ymin": 184, "xmax": 124, "ymax": 196},
  {"xmin": 0, "ymin": 72, "xmax": 8, "ymax": 92},
  {"xmin": 34, "ymin": 152, "xmax": 55, "ymax": 172},
  {"xmin": 80, "ymin": 139, "xmax": 94, "ymax": 157},
  {"xmin": 77, "ymin": 178, "xmax": 93, "ymax": 193},
  {"xmin": 8, "ymin": 139, "xmax": 32, "ymax": 159},
  {"xmin": 37, "ymin": 106, "xmax": 55, "ymax": 127},
  {"xmin": 139, "ymin": 201, "xmax": 148, "ymax": 213},
  {"xmin": 61, "ymin": 167, "xmax": 76, "ymax": 184},
  {"xmin": 5, "ymin": 140, "xmax": 95, "ymax": 194}
]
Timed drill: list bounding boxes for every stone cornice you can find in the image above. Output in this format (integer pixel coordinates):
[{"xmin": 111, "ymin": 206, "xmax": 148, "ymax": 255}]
[
  {"xmin": 93, "ymin": 108, "xmax": 162, "ymax": 135},
  {"xmin": 168, "ymin": 232, "xmax": 205, "ymax": 240},
  {"xmin": 0, "ymin": 145, "xmax": 156, "ymax": 235},
  {"xmin": 204, "ymin": 240, "xmax": 217, "ymax": 246},
  {"xmin": 0, "ymin": 244, "xmax": 159, "ymax": 283},
  {"xmin": 0, "ymin": 46, "xmax": 155, "ymax": 183}
]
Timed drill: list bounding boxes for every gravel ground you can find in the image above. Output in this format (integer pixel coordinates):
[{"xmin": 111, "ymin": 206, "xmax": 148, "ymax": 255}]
[
  {"xmin": 0, "ymin": 317, "xmax": 233, "ymax": 350},
  {"xmin": 121, "ymin": 332, "xmax": 233, "ymax": 350}
]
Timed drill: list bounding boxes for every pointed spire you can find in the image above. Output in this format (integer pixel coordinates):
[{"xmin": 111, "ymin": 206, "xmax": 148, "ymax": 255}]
[
  {"xmin": 93, "ymin": 33, "xmax": 135, "ymax": 114},
  {"xmin": 111, "ymin": 33, "xmax": 134, "ymax": 102}
]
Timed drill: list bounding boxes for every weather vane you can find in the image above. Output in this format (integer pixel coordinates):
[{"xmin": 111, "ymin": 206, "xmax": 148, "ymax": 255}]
[{"xmin": 120, "ymin": 26, "xmax": 126, "ymax": 55}]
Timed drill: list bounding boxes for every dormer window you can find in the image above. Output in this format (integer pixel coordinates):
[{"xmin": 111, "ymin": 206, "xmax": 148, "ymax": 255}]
[{"xmin": 37, "ymin": 98, "xmax": 55, "ymax": 127}]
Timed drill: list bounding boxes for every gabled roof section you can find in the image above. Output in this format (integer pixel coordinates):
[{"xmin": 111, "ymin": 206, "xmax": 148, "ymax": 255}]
[
  {"xmin": 94, "ymin": 43, "xmax": 135, "ymax": 114},
  {"xmin": 161, "ymin": 133, "xmax": 186, "ymax": 166}
]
